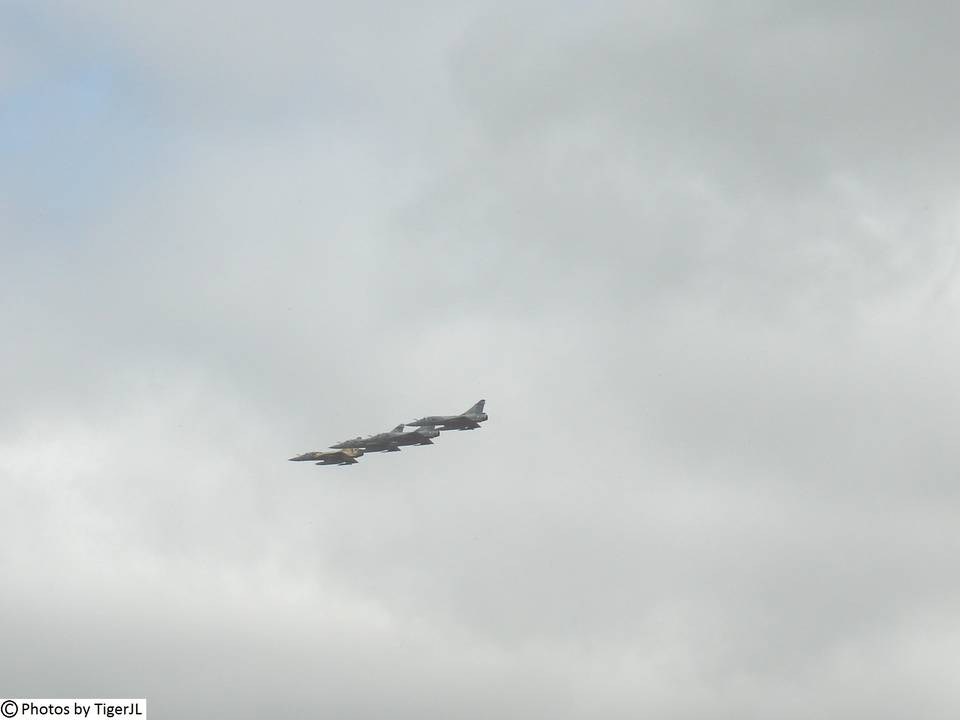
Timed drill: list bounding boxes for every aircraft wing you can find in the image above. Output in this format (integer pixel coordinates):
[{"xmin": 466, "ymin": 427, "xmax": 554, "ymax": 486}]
[{"xmin": 440, "ymin": 419, "xmax": 480, "ymax": 430}]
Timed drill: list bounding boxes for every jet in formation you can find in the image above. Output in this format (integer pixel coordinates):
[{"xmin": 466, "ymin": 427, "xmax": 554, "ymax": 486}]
[
  {"xmin": 408, "ymin": 399, "xmax": 488, "ymax": 431},
  {"xmin": 288, "ymin": 448, "xmax": 365, "ymax": 465},
  {"xmin": 289, "ymin": 400, "xmax": 488, "ymax": 467},
  {"xmin": 330, "ymin": 424, "xmax": 440, "ymax": 453}
]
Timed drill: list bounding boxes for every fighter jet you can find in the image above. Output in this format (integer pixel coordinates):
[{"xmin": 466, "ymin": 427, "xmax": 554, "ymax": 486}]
[
  {"xmin": 289, "ymin": 447, "xmax": 365, "ymax": 465},
  {"xmin": 330, "ymin": 424, "xmax": 440, "ymax": 453},
  {"xmin": 408, "ymin": 399, "xmax": 488, "ymax": 431}
]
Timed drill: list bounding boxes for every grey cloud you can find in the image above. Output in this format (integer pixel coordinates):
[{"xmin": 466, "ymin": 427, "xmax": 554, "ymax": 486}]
[{"xmin": 3, "ymin": 2, "xmax": 960, "ymax": 718}]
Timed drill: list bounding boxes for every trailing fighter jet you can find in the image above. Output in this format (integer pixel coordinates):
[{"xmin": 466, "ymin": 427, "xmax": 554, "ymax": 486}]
[
  {"xmin": 408, "ymin": 399, "xmax": 488, "ymax": 431},
  {"xmin": 329, "ymin": 424, "xmax": 440, "ymax": 453},
  {"xmin": 288, "ymin": 447, "xmax": 365, "ymax": 465}
]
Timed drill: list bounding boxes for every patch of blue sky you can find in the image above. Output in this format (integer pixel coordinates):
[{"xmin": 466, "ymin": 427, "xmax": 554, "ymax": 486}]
[
  {"xmin": 2, "ymin": 63, "xmax": 172, "ymax": 225},
  {"xmin": 1, "ymin": 7, "xmax": 174, "ymax": 243}
]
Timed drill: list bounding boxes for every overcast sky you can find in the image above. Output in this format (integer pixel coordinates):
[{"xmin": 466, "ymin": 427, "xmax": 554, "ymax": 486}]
[{"xmin": 3, "ymin": 2, "xmax": 960, "ymax": 717}]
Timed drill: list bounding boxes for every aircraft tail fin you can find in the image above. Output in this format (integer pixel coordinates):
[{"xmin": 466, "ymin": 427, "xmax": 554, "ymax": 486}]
[{"xmin": 465, "ymin": 399, "xmax": 485, "ymax": 415}]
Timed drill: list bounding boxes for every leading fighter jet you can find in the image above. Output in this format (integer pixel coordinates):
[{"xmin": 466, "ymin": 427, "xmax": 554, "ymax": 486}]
[
  {"xmin": 330, "ymin": 424, "xmax": 440, "ymax": 453},
  {"xmin": 408, "ymin": 399, "xmax": 488, "ymax": 431},
  {"xmin": 289, "ymin": 448, "xmax": 365, "ymax": 465}
]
